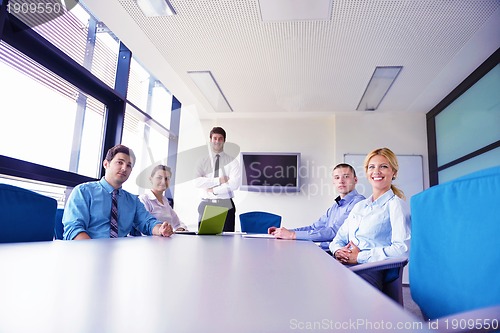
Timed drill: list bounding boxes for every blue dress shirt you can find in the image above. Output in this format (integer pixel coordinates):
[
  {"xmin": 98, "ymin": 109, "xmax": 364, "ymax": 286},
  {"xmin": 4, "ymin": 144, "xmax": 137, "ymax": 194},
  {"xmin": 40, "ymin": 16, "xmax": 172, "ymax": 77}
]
[
  {"xmin": 293, "ymin": 190, "xmax": 365, "ymax": 250},
  {"xmin": 63, "ymin": 178, "xmax": 161, "ymax": 240},
  {"xmin": 329, "ymin": 189, "xmax": 411, "ymax": 263}
]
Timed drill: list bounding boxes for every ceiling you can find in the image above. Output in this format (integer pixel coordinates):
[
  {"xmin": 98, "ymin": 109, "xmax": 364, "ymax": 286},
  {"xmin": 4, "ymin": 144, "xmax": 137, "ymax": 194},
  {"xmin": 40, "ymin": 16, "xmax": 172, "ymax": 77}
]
[{"xmin": 82, "ymin": 0, "xmax": 500, "ymax": 118}]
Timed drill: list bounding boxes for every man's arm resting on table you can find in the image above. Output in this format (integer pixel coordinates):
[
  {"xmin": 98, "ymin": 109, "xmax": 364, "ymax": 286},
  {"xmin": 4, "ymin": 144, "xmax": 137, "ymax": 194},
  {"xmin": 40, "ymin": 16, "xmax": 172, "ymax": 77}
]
[
  {"xmin": 73, "ymin": 231, "xmax": 91, "ymax": 240},
  {"xmin": 153, "ymin": 222, "xmax": 173, "ymax": 237},
  {"xmin": 73, "ymin": 222, "xmax": 173, "ymax": 239}
]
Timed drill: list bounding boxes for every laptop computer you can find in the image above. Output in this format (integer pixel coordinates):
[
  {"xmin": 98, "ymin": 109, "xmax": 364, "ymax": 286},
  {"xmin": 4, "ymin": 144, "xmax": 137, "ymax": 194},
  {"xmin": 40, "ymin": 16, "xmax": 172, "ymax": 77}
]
[{"xmin": 175, "ymin": 205, "xmax": 228, "ymax": 235}]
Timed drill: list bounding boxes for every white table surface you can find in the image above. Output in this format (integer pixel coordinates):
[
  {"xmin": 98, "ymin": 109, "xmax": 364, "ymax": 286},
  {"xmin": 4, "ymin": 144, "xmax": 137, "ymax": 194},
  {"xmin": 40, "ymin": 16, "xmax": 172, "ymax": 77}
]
[{"xmin": 0, "ymin": 235, "xmax": 430, "ymax": 332}]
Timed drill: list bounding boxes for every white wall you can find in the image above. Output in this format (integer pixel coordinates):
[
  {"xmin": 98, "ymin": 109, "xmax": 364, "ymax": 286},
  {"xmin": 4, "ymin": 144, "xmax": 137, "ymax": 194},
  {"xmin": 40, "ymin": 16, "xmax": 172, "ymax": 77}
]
[
  {"xmin": 172, "ymin": 109, "xmax": 428, "ymax": 232},
  {"xmin": 334, "ymin": 112, "xmax": 429, "ymax": 190}
]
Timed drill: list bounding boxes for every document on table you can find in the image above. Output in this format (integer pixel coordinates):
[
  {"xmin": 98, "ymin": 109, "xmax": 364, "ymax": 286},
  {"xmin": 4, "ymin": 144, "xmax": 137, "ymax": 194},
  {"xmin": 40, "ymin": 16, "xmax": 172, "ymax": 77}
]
[{"xmin": 242, "ymin": 233, "xmax": 276, "ymax": 239}]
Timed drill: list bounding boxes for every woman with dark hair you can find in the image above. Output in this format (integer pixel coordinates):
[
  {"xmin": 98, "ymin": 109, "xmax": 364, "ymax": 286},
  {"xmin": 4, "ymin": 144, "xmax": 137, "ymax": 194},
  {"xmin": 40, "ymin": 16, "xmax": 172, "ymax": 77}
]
[
  {"xmin": 139, "ymin": 165, "xmax": 187, "ymax": 232},
  {"xmin": 329, "ymin": 147, "xmax": 411, "ymax": 290}
]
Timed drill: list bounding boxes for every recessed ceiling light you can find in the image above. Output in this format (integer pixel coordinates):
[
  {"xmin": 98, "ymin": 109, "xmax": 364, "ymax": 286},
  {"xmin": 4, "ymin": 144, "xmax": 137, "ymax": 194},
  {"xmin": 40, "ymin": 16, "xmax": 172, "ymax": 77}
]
[
  {"xmin": 135, "ymin": 0, "xmax": 176, "ymax": 17},
  {"xmin": 357, "ymin": 66, "xmax": 403, "ymax": 111},
  {"xmin": 187, "ymin": 71, "xmax": 233, "ymax": 113},
  {"xmin": 259, "ymin": 0, "xmax": 333, "ymax": 21}
]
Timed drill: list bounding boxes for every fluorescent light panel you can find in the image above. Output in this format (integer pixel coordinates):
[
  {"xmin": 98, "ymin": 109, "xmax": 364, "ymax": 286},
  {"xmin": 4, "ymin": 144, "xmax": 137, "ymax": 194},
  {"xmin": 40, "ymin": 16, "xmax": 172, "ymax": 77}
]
[
  {"xmin": 188, "ymin": 71, "xmax": 233, "ymax": 113},
  {"xmin": 356, "ymin": 66, "xmax": 402, "ymax": 111},
  {"xmin": 259, "ymin": 0, "xmax": 333, "ymax": 21},
  {"xmin": 135, "ymin": 0, "xmax": 176, "ymax": 17}
]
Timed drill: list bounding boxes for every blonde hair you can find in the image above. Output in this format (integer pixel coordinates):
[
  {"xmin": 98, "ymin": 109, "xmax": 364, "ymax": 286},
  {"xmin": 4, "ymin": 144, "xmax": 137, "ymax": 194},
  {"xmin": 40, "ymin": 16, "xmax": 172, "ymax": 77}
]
[{"xmin": 364, "ymin": 147, "xmax": 405, "ymax": 200}]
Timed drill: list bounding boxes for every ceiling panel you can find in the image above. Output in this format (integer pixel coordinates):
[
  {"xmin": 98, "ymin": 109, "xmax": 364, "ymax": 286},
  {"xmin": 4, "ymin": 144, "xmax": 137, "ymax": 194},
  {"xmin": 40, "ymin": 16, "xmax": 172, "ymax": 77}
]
[{"xmin": 84, "ymin": 0, "xmax": 500, "ymax": 116}]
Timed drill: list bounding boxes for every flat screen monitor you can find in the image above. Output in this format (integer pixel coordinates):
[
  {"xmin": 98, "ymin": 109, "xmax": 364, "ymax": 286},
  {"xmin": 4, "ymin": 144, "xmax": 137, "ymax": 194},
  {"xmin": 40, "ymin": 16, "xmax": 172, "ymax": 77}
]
[{"xmin": 240, "ymin": 152, "xmax": 301, "ymax": 193}]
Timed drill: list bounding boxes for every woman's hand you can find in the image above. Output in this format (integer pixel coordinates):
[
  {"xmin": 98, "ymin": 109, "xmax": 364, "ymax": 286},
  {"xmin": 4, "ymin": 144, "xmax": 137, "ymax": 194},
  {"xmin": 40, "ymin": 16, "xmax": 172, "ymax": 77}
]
[{"xmin": 334, "ymin": 241, "xmax": 360, "ymax": 265}]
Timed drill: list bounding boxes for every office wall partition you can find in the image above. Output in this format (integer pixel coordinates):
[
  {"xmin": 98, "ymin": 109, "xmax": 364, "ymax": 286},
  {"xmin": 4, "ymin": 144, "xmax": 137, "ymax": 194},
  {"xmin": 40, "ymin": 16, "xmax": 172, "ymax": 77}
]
[{"xmin": 427, "ymin": 48, "xmax": 500, "ymax": 185}]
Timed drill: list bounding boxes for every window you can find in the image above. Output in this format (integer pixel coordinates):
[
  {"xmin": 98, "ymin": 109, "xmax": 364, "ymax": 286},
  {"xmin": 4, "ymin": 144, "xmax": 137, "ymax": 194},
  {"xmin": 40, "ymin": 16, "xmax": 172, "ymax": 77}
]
[
  {"xmin": 150, "ymin": 81, "xmax": 173, "ymax": 129},
  {"xmin": 122, "ymin": 104, "xmax": 171, "ymax": 195},
  {"xmin": 0, "ymin": 1, "xmax": 179, "ymax": 202},
  {"xmin": 427, "ymin": 51, "xmax": 500, "ymax": 185},
  {"xmin": 0, "ymin": 41, "xmax": 105, "ymax": 178},
  {"xmin": 11, "ymin": 1, "xmax": 119, "ymax": 89},
  {"xmin": 127, "ymin": 58, "xmax": 151, "ymax": 111}
]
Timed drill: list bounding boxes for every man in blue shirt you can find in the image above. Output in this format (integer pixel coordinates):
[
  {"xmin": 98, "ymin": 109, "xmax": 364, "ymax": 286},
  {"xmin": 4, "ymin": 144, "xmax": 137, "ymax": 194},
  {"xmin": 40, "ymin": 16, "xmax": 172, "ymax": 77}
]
[
  {"xmin": 268, "ymin": 163, "xmax": 365, "ymax": 252},
  {"xmin": 63, "ymin": 144, "xmax": 173, "ymax": 240}
]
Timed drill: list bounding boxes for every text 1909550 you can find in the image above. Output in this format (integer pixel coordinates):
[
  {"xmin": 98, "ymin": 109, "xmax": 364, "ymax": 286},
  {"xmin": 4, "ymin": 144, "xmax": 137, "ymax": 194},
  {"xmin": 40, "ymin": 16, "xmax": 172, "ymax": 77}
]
[{"xmin": 7, "ymin": 2, "xmax": 63, "ymax": 15}]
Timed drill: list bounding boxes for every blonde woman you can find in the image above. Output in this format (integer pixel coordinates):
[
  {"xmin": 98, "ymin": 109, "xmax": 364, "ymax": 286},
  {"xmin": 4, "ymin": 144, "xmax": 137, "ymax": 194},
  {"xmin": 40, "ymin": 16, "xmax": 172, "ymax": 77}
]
[{"xmin": 329, "ymin": 147, "xmax": 411, "ymax": 290}]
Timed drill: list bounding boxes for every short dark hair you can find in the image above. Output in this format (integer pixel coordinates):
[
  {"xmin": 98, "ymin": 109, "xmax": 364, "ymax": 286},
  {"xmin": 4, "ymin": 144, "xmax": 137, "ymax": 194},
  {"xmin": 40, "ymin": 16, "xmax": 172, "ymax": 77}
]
[
  {"xmin": 105, "ymin": 144, "xmax": 136, "ymax": 166},
  {"xmin": 150, "ymin": 164, "xmax": 172, "ymax": 178},
  {"xmin": 209, "ymin": 127, "xmax": 226, "ymax": 141},
  {"xmin": 333, "ymin": 163, "xmax": 356, "ymax": 177}
]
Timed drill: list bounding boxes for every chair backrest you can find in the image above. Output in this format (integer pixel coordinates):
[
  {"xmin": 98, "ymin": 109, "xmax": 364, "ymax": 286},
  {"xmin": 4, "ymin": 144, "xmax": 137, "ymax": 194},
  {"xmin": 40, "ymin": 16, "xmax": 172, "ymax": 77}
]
[
  {"xmin": 54, "ymin": 208, "xmax": 64, "ymax": 240},
  {"xmin": 239, "ymin": 211, "xmax": 282, "ymax": 233},
  {"xmin": 410, "ymin": 166, "xmax": 500, "ymax": 320},
  {"xmin": 0, "ymin": 183, "xmax": 57, "ymax": 243}
]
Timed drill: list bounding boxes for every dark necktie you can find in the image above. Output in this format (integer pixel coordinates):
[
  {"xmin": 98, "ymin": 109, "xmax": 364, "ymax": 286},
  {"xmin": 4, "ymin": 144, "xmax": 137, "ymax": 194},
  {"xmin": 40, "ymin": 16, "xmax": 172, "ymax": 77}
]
[
  {"xmin": 214, "ymin": 154, "xmax": 220, "ymax": 178},
  {"xmin": 110, "ymin": 189, "xmax": 118, "ymax": 238}
]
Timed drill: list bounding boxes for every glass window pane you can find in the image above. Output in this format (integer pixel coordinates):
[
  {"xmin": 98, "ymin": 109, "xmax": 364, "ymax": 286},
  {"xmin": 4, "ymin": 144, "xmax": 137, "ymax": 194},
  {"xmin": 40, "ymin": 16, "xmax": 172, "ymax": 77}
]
[
  {"xmin": 435, "ymin": 64, "xmax": 500, "ymax": 167},
  {"xmin": 92, "ymin": 29, "xmax": 119, "ymax": 88},
  {"xmin": 122, "ymin": 105, "xmax": 147, "ymax": 195},
  {"xmin": 149, "ymin": 127, "xmax": 170, "ymax": 163},
  {"xmin": 438, "ymin": 146, "xmax": 500, "ymax": 183},
  {"xmin": 0, "ymin": 41, "xmax": 105, "ymax": 179},
  {"xmin": 13, "ymin": 2, "xmax": 88, "ymax": 67},
  {"xmin": 151, "ymin": 82, "xmax": 173, "ymax": 129},
  {"xmin": 122, "ymin": 104, "xmax": 170, "ymax": 195},
  {"xmin": 127, "ymin": 58, "xmax": 151, "ymax": 111},
  {"xmin": 11, "ymin": 1, "xmax": 119, "ymax": 89}
]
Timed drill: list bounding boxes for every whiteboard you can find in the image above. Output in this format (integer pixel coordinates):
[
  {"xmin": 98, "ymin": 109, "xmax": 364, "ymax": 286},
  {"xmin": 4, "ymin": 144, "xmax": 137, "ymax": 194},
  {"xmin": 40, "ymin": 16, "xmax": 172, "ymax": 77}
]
[{"xmin": 343, "ymin": 154, "xmax": 424, "ymax": 206}]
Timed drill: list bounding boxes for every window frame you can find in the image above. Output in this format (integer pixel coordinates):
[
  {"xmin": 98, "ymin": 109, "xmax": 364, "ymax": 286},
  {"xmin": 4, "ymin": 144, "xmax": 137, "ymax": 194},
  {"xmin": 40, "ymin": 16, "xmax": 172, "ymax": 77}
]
[
  {"xmin": 426, "ymin": 48, "xmax": 500, "ymax": 185},
  {"xmin": 0, "ymin": 2, "xmax": 180, "ymax": 191}
]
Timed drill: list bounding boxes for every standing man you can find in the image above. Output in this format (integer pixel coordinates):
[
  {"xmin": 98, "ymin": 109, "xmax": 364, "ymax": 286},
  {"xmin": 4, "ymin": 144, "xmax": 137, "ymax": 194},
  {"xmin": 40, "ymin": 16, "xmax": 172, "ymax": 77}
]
[
  {"xmin": 194, "ymin": 127, "xmax": 240, "ymax": 232},
  {"xmin": 63, "ymin": 144, "xmax": 173, "ymax": 240},
  {"xmin": 268, "ymin": 163, "xmax": 365, "ymax": 253}
]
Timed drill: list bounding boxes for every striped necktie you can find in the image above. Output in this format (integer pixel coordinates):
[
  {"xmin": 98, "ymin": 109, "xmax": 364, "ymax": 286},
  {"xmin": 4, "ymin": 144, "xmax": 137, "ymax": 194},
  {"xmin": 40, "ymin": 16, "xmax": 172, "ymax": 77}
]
[{"xmin": 110, "ymin": 189, "xmax": 119, "ymax": 238}]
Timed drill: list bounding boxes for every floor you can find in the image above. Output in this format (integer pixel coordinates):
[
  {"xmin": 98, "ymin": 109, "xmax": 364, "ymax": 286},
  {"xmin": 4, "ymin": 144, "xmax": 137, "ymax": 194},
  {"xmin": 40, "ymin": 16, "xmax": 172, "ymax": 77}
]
[{"xmin": 402, "ymin": 285, "xmax": 425, "ymax": 321}]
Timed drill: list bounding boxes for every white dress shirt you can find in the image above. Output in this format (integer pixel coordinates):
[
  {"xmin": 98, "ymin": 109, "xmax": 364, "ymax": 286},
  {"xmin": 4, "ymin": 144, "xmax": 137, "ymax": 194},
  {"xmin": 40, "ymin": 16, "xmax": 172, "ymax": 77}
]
[{"xmin": 194, "ymin": 151, "xmax": 240, "ymax": 200}]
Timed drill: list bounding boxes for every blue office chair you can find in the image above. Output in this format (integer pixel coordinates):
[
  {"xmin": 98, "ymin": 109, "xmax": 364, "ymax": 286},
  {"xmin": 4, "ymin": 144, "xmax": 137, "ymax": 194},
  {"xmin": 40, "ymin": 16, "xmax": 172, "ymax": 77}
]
[
  {"xmin": 0, "ymin": 183, "xmax": 57, "ymax": 243},
  {"xmin": 54, "ymin": 208, "xmax": 64, "ymax": 240},
  {"xmin": 410, "ymin": 166, "xmax": 500, "ymax": 328},
  {"xmin": 239, "ymin": 211, "xmax": 281, "ymax": 234}
]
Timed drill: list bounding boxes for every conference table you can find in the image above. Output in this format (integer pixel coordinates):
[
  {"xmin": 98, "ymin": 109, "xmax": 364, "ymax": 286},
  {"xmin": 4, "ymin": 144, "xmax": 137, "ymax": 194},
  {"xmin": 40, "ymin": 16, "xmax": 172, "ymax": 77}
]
[{"xmin": 0, "ymin": 234, "xmax": 431, "ymax": 332}]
